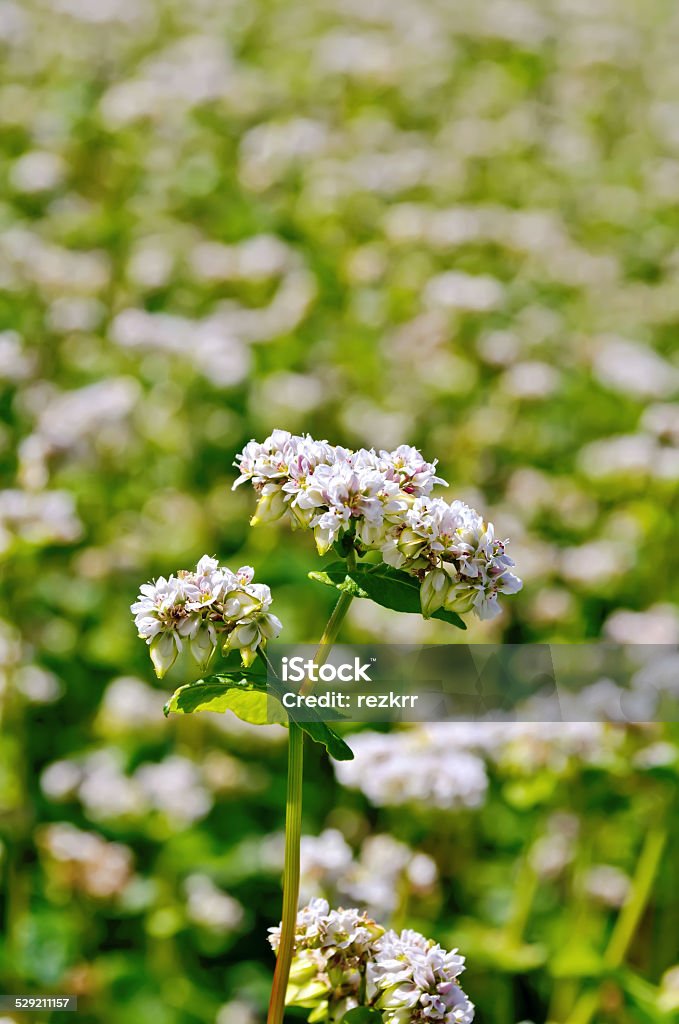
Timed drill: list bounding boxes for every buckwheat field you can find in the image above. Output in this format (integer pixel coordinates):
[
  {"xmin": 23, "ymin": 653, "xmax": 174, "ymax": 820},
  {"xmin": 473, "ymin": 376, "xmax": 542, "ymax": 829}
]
[{"xmin": 1, "ymin": 1, "xmax": 678, "ymax": 1022}]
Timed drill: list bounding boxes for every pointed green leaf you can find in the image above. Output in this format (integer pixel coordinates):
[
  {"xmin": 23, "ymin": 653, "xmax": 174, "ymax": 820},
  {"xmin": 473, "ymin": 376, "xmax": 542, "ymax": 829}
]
[
  {"xmin": 341, "ymin": 1009, "xmax": 383, "ymax": 1024},
  {"xmin": 297, "ymin": 720, "xmax": 353, "ymax": 761},
  {"xmin": 164, "ymin": 672, "xmax": 354, "ymax": 761},
  {"xmin": 266, "ymin": 677, "xmax": 354, "ymax": 761},
  {"xmin": 310, "ymin": 561, "xmax": 466, "ymax": 629},
  {"xmin": 164, "ymin": 672, "xmax": 287, "ymax": 726}
]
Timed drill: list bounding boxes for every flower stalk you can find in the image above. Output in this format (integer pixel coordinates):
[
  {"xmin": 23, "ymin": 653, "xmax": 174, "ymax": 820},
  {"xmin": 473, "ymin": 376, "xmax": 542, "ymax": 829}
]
[
  {"xmin": 267, "ymin": 566, "xmax": 356, "ymax": 1024},
  {"xmin": 267, "ymin": 720, "xmax": 304, "ymax": 1024}
]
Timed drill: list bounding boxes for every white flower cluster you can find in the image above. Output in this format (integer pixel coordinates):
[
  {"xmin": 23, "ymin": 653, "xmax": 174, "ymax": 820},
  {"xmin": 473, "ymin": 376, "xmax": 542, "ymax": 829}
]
[
  {"xmin": 368, "ymin": 929, "xmax": 474, "ymax": 1024},
  {"xmin": 233, "ymin": 430, "xmax": 442, "ymax": 546},
  {"xmin": 269, "ymin": 899, "xmax": 473, "ymax": 1024},
  {"xmin": 383, "ymin": 496, "xmax": 522, "ymax": 620},
  {"xmin": 234, "ymin": 431, "xmax": 522, "ymax": 620},
  {"xmin": 334, "ymin": 730, "xmax": 489, "ymax": 811},
  {"xmin": 38, "ymin": 822, "xmax": 133, "ymax": 899},
  {"xmin": 334, "ymin": 721, "xmax": 626, "ymax": 812},
  {"xmin": 41, "ymin": 749, "xmax": 214, "ymax": 826},
  {"xmin": 269, "ymin": 897, "xmax": 384, "ymax": 1017},
  {"xmin": 131, "ymin": 555, "xmax": 282, "ymax": 677}
]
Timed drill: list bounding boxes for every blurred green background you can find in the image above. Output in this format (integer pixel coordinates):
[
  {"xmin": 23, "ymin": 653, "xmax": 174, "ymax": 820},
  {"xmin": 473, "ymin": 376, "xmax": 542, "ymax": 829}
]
[{"xmin": 1, "ymin": 0, "xmax": 678, "ymax": 1021}]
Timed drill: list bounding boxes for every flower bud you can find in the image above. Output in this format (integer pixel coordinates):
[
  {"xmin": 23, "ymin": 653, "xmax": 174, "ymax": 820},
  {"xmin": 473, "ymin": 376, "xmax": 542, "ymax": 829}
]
[
  {"xmin": 420, "ymin": 568, "xmax": 449, "ymax": 617},
  {"xmin": 289, "ymin": 953, "xmax": 320, "ymax": 986},
  {"xmin": 443, "ymin": 582, "xmax": 477, "ymax": 615},
  {"xmin": 313, "ymin": 524, "xmax": 335, "ymax": 556},
  {"xmin": 189, "ymin": 627, "xmax": 216, "ymax": 670},
  {"xmin": 251, "ymin": 485, "xmax": 286, "ymax": 525},
  {"xmin": 397, "ymin": 527, "xmax": 427, "ymax": 562},
  {"xmin": 222, "ymin": 589, "xmax": 263, "ymax": 620},
  {"xmin": 150, "ymin": 633, "xmax": 179, "ymax": 679},
  {"xmin": 289, "ymin": 504, "xmax": 315, "ymax": 530},
  {"xmin": 293, "ymin": 979, "xmax": 331, "ymax": 1007}
]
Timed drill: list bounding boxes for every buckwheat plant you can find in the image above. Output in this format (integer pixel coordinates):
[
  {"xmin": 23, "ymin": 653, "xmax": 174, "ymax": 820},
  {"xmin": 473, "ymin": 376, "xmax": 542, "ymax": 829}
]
[{"xmin": 132, "ymin": 431, "xmax": 522, "ymax": 1024}]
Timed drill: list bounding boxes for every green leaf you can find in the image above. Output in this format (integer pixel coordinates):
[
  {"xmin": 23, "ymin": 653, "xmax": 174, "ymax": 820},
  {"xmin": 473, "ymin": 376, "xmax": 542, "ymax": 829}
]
[
  {"xmin": 341, "ymin": 1009, "xmax": 383, "ymax": 1024},
  {"xmin": 297, "ymin": 719, "xmax": 353, "ymax": 761},
  {"xmin": 266, "ymin": 677, "xmax": 354, "ymax": 761},
  {"xmin": 308, "ymin": 570, "xmax": 368, "ymax": 598},
  {"xmin": 311, "ymin": 561, "xmax": 466, "ymax": 630},
  {"xmin": 164, "ymin": 672, "xmax": 354, "ymax": 761},
  {"xmin": 163, "ymin": 672, "xmax": 287, "ymax": 726}
]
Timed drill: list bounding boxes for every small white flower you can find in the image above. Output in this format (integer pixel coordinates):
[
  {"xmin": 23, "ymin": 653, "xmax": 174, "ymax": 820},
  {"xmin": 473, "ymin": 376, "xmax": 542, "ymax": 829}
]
[{"xmin": 379, "ymin": 444, "xmax": 447, "ymax": 496}]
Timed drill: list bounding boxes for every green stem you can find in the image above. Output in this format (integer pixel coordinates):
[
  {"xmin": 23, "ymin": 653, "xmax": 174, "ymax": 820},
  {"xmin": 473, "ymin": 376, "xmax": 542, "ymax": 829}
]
[
  {"xmin": 565, "ymin": 826, "xmax": 667, "ymax": 1024},
  {"xmin": 604, "ymin": 827, "xmax": 666, "ymax": 969},
  {"xmin": 267, "ymin": 721, "xmax": 305, "ymax": 1024},
  {"xmin": 266, "ymin": 557, "xmax": 356, "ymax": 1024},
  {"xmin": 505, "ymin": 852, "xmax": 539, "ymax": 948}
]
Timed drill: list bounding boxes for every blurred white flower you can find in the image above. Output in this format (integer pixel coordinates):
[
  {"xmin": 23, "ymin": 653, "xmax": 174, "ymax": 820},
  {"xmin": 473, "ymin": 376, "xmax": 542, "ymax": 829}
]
[
  {"xmin": 502, "ymin": 362, "xmax": 561, "ymax": 400},
  {"xmin": 184, "ymin": 874, "xmax": 244, "ymax": 932},
  {"xmin": 578, "ymin": 434, "xmax": 657, "ymax": 479},
  {"xmin": 560, "ymin": 540, "xmax": 632, "ymax": 587},
  {"xmin": 10, "ymin": 151, "xmax": 65, "ymax": 193},
  {"xmin": 15, "ymin": 665, "xmax": 62, "ymax": 703},
  {"xmin": 190, "ymin": 235, "xmax": 292, "ymax": 283},
  {"xmin": 299, "ymin": 829, "xmax": 438, "ymax": 921},
  {"xmin": 604, "ymin": 605, "xmax": 679, "ymax": 645},
  {"xmin": 26, "ymin": 378, "xmax": 140, "ymax": 453},
  {"xmin": 98, "ymin": 676, "xmax": 165, "ymax": 730},
  {"xmin": 100, "ymin": 36, "xmax": 239, "ymax": 126},
  {"xmin": 46, "ymin": 296, "xmax": 105, "ymax": 333},
  {"xmin": 530, "ymin": 814, "xmax": 579, "ymax": 879},
  {"xmin": 0, "ymin": 228, "xmax": 109, "ymax": 295},
  {"xmin": 584, "ymin": 865, "xmax": 630, "ymax": 907},
  {"xmin": 334, "ymin": 730, "xmax": 489, "ymax": 810},
  {"xmin": 134, "ymin": 755, "xmax": 212, "ymax": 823},
  {"xmin": 110, "ymin": 308, "xmax": 251, "ymax": 388},
  {"xmin": 634, "ymin": 742, "xmax": 678, "ymax": 768},
  {"xmin": 424, "ymin": 271, "xmax": 504, "ymax": 312},
  {"xmin": 77, "ymin": 750, "xmax": 144, "ymax": 820},
  {"xmin": 40, "ymin": 759, "xmax": 83, "ymax": 801},
  {"xmin": 127, "ymin": 242, "xmax": 175, "ymax": 290},
  {"xmin": 0, "ymin": 490, "xmax": 82, "ymax": 548},
  {"xmin": 300, "ymin": 829, "xmax": 354, "ymax": 902},
  {"xmin": 39, "ymin": 823, "xmax": 133, "ymax": 898},
  {"xmin": 0, "ymin": 330, "xmax": 35, "ymax": 381},
  {"xmin": 239, "ymin": 118, "xmax": 330, "ymax": 191},
  {"xmin": 216, "ymin": 1001, "xmax": 259, "ymax": 1024},
  {"xmin": 592, "ymin": 336, "xmax": 679, "ymax": 399}
]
